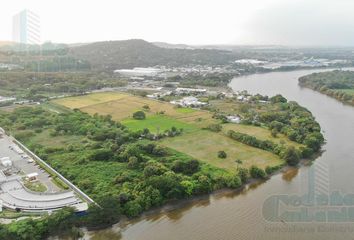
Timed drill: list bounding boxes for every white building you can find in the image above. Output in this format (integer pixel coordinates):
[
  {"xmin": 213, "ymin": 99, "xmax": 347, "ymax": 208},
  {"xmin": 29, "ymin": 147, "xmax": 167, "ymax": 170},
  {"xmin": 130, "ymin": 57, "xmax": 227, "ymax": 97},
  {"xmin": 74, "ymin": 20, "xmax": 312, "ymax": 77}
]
[
  {"xmin": 114, "ymin": 67, "xmax": 162, "ymax": 77},
  {"xmin": 13, "ymin": 9, "xmax": 41, "ymax": 44},
  {"xmin": 175, "ymin": 88, "xmax": 207, "ymax": 95},
  {"xmin": 227, "ymin": 116, "xmax": 241, "ymax": 124},
  {"xmin": 170, "ymin": 96, "xmax": 207, "ymax": 107}
]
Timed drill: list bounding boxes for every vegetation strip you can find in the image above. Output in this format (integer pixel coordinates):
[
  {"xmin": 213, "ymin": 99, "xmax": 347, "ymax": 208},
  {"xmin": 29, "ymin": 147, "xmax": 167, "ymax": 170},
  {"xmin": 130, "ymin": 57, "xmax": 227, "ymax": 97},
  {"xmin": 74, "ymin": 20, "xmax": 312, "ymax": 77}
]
[{"xmin": 299, "ymin": 70, "xmax": 354, "ymax": 106}]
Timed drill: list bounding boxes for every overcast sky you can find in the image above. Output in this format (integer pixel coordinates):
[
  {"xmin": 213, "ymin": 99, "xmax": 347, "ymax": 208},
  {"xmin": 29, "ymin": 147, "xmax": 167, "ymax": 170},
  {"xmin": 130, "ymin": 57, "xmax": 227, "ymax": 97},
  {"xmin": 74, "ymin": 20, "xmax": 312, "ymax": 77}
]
[{"xmin": 2, "ymin": 0, "xmax": 354, "ymax": 46}]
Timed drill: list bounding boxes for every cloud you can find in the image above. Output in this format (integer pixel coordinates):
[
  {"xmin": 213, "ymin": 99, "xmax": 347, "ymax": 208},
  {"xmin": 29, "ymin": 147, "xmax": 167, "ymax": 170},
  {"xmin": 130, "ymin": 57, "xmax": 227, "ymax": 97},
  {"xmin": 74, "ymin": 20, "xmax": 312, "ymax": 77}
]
[{"xmin": 241, "ymin": 0, "xmax": 354, "ymax": 46}]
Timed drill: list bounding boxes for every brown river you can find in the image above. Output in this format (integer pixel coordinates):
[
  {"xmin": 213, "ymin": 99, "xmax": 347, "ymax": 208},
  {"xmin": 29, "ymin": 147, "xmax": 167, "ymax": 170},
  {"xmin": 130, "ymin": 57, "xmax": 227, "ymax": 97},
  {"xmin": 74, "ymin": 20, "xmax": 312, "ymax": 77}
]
[{"xmin": 85, "ymin": 68, "xmax": 354, "ymax": 240}]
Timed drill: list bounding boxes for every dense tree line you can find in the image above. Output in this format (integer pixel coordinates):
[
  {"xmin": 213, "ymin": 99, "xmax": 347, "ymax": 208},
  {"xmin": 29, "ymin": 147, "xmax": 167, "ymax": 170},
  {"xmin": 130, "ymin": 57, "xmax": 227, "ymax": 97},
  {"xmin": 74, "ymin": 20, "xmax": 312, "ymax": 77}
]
[
  {"xmin": 0, "ymin": 72, "xmax": 127, "ymax": 100},
  {"xmin": 238, "ymin": 95, "xmax": 324, "ymax": 154},
  {"xmin": 168, "ymin": 72, "xmax": 235, "ymax": 87},
  {"xmin": 299, "ymin": 70, "xmax": 354, "ymax": 106}
]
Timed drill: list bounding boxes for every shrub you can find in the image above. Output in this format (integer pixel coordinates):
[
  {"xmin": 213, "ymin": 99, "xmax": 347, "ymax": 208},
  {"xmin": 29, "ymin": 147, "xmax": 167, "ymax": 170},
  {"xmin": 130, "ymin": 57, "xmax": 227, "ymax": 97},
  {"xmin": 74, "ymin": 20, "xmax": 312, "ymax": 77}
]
[
  {"xmin": 133, "ymin": 111, "xmax": 146, "ymax": 120},
  {"xmin": 217, "ymin": 150, "xmax": 227, "ymax": 159},
  {"xmin": 282, "ymin": 146, "xmax": 301, "ymax": 166},
  {"xmin": 207, "ymin": 124, "xmax": 222, "ymax": 132},
  {"xmin": 238, "ymin": 167, "xmax": 249, "ymax": 183},
  {"xmin": 249, "ymin": 165, "xmax": 267, "ymax": 179}
]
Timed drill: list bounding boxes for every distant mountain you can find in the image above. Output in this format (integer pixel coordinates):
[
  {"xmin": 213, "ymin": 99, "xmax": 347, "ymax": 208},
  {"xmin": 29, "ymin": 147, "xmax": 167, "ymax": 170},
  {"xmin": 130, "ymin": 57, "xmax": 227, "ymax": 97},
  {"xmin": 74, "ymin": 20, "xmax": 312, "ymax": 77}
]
[{"xmin": 69, "ymin": 39, "xmax": 235, "ymax": 70}]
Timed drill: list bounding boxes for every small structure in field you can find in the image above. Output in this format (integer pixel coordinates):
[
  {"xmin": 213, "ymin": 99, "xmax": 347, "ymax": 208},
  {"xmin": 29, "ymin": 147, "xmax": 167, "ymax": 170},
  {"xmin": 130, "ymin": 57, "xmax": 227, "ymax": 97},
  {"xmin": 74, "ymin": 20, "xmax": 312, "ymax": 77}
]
[
  {"xmin": 170, "ymin": 96, "xmax": 206, "ymax": 107},
  {"xmin": 226, "ymin": 116, "xmax": 241, "ymax": 124}
]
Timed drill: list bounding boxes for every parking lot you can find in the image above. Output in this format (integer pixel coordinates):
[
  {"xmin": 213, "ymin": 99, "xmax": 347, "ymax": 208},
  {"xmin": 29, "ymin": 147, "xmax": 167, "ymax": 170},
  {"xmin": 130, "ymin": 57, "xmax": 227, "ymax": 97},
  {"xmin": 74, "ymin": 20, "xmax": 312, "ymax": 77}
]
[
  {"xmin": 0, "ymin": 134, "xmax": 61, "ymax": 193},
  {"xmin": 0, "ymin": 129, "xmax": 87, "ymax": 212}
]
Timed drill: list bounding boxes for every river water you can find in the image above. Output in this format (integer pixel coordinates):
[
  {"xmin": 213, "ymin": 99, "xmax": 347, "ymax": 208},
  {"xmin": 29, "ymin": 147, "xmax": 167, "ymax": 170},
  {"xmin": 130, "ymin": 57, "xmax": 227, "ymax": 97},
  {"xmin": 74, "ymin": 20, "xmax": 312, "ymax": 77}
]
[{"xmin": 86, "ymin": 68, "xmax": 354, "ymax": 240}]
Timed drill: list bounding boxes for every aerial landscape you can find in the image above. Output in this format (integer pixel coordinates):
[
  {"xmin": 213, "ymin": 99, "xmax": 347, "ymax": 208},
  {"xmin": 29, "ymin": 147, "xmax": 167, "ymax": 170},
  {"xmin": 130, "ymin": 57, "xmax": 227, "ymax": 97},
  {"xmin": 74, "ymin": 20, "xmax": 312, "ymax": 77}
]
[{"xmin": 1, "ymin": 0, "xmax": 354, "ymax": 239}]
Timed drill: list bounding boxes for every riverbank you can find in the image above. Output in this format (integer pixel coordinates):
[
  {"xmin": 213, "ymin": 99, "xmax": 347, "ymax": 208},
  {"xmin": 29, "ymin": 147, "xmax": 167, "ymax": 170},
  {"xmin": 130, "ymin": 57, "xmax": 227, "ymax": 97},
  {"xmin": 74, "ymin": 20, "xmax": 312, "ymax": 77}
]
[{"xmin": 298, "ymin": 70, "xmax": 354, "ymax": 106}]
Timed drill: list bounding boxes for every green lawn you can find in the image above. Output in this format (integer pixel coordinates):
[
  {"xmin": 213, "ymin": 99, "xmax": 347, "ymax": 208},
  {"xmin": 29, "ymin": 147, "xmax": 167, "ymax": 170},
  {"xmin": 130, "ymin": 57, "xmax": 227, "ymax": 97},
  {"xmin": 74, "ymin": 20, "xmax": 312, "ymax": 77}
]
[
  {"xmin": 122, "ymin": 114, "xmax": 198, "ymax": 133},
  {"xmin": 161, "ymin": 129, "xmax": 284, "ymax": 170},
  {"xmin": 175, "ymin": 107, "xmax": 197, "ymax": 113}
]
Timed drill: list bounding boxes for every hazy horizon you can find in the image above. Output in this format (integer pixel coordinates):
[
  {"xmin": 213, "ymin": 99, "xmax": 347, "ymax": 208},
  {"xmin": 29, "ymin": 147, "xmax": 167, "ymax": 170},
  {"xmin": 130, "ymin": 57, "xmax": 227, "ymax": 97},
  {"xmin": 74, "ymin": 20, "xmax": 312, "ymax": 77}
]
[{"xmin": 2, "ymin": 0, "xmax": 354, "ymax": 46}]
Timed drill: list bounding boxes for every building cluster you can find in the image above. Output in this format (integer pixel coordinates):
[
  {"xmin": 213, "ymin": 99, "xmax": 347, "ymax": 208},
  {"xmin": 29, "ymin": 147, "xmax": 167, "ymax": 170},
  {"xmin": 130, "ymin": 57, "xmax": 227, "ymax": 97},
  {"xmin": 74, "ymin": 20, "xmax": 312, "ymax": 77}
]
[
  {"xmin": 0, "ymin": 96, "xmax": 16, "ymax": 103},
  {"xmin": 0, "ymin": 63, "xmax": 21, "ymax": 71},
  {"xmin": 170, "ymin": 96, "xmax": 207, "ymax": 107},
  {"xmin": 114, "ymin": 65, "xmax": 239, "ymax": 79},
  {"xmin": 114, "ymin": 67, "xmax": 164, "ymax": 77},
  {"xmin": 234, "ymin": 57, "xmax": 350, "ymax": 70}
]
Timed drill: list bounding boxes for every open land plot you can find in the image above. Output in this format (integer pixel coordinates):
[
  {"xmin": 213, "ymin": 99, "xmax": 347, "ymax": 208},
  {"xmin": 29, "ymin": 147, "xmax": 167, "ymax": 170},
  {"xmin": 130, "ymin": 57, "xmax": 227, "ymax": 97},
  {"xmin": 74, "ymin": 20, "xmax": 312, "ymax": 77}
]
[
  {"xmin": 122, "ymin": 115, "xmax": 198, "ymax": 133},
  {"xmin": 29, "ymin": 129, "xmax": 89, "ymax": 148},
  {"xmin": 52, "ymin": 92, "xmax": 127, "ymax": 109},
  {"xmin": 54, "ymin": 92, "xmax": 216, "ymax": 126},
  {"xmin": 209, "ymin": 99, "xmax": 278, "ymax": 114},
  {"xmin": 161, "ymin": 130, "xmax": 284, "ymax": 170},
  {"xmin": 54, "ymin": 92, "xmax": 287, "ymax": 170},
  {"xmin": 222, "ymin": 124, "xmax": 304, "ymax": 148}
]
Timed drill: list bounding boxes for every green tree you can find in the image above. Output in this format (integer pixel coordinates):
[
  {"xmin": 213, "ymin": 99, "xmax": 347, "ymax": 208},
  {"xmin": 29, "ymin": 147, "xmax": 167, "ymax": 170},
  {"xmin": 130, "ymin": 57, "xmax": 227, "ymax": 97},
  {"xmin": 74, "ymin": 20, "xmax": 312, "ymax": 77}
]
[
  {"xmin": 218, "ymin": 150, "xmax": 227, "ymax": 159},
  {"xmin": 249, "ymin": 165, "xmax": 267, "ymax": 179},
  {"xmin": 282, "ymin": 146, "xmax": 300, "ymax": 166},
  {"xmin": 133, "ymin": 111, "xmax": 146, "ymax": 120}
]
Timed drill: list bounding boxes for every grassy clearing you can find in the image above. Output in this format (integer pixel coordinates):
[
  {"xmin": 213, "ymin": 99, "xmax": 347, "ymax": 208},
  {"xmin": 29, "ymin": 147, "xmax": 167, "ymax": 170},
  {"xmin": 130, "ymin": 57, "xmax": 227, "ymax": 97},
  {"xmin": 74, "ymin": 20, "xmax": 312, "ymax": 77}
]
[
  {"xmin": 41, "ymin": 102, "xmax": 72, "ymax": 114},
  {"xmin": 161, "ymin": 130, "xmax": 284, "ymax": 170},
  {"xmin": 52, "ymin": 92, "xmax": 127, "ymax": 109},
  {"xmin": 122, "ymin": 114, "xmax": 198, "ymax": 133},
  {"xmin": 209, "ymin": 99, "xmax": 278, "ymax": 114},
  {"xmin": 54, "ymin": 92, "xmax": 216, "ymax": 125},
  {"xmin": 24, "ymin": 181, "xmax": 47, "ymax": 192},
  {"xmin": 175, "ymin": 107, "xmax": 197, "ymax": 113},
  {"xmin": 222, "ymin": 123, "xmax": 303, "ymax": 148},
  {"xmin": 30, "ymin": 129, "xmax": 87, "ymax": 148}
]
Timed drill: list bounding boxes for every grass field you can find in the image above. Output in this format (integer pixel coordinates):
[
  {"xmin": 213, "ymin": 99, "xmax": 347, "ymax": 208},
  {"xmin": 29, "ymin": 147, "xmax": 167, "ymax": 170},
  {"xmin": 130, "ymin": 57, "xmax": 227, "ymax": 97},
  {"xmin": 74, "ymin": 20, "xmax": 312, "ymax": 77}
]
[
  {"xmin": 53, "ymin": 92, "xmax": 216, "ymax": 126},
  {"xmin": 52, "ymin": 92, "xmax": 127, "ymax": 109},
  {"xmin": 122, "ymin": 115, "xmax": 198, "ymax": 133},
  {"xmin": 222, "ymin": 124, "xmax": 303, "ymax": 148},
  {"xmin": 24, "ymin": 180, "xmax": 47, "ymax": 192},
  {"xmin": 161, "ymin": 130, "xmax": 283, "ymax": 170}
]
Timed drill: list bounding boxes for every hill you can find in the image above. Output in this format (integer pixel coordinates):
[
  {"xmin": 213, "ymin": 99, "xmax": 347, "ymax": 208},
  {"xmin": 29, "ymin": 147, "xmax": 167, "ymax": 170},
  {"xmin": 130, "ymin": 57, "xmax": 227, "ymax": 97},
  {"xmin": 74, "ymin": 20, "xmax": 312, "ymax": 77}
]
[{"xmin": 69, "ymin": 39, "xmax": 235, "ymax": 70}]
